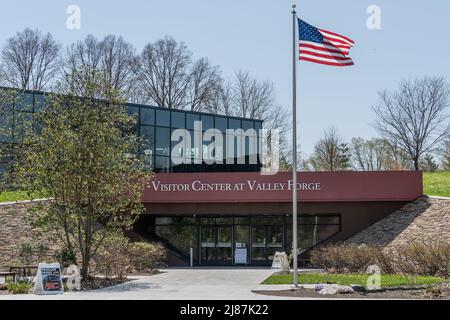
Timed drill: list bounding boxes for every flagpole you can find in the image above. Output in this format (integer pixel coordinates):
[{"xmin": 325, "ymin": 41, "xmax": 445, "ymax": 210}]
[{"xmin": 291, "ymin": 4, "xmax": 299, "ymax": 288}]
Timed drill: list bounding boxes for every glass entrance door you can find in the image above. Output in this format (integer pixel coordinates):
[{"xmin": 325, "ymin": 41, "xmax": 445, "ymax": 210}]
[
  {"xmin": 234, "ymin": 225, "xmax": 250, "ymax": 265},
  {"xmin": 200, "ymin": 226, "xmax": 232, "ymax": 265},
  {"xmin": 251, "ymin": 225, "xmax": 284, "ymax": 264},
  {"xmin": 216, "ymin": 227, "xmax": 232, "ymax": 264}
]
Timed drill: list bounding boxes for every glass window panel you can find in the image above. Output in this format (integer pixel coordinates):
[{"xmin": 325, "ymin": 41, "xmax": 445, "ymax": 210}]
[
  {"xmin": 171, "ymin": 111, "xmax": 185, "ymax": 128},
  {"xmin": 200, "ymin": 217, "xmax": 216, "ymax": 225},
  {"xmin": 15, "ymin": 92, "xmax": 34, "ymax": 112},
  {"xmin": 245, "ymin": 130, "xmax": 257, "ymax": 158},
  {"xmin": 201, "ymin": 115, "xmax": 214, "ymax": 131},
  {"xmin": 288, "ymin": 215, "xmax": 341, "ymax": 225},
  {"xmin": 298, "ymin": 216, "xmax": 316, "ymax": 225},
  {"xmin": 201, "ymin": 226, "xmax": 216, "ymax": 263},
  {"xmin": 1, "ymin": 95, "xmax": 14, "ymax": 111},
  {"xmin": 156, "ymin": 217, "xmax": 196, "ymax": 225},
  {"xmin": 143, "ymin": 154, "xmax": 153, "ymax": 170},
  {"xmin": 189, "ymin": 130, "xmax": 202, "ymax": 160},
  {"xmin": 140, "ymin": 107, "xmax": 155, "ymax": 125},
  {"xmin": 251, "ymin": 226, "xmax": 267, "ymax": 261},
  {"xmin": 251, "ymin": 216, "xmax": 285, "ymax": 225},
  {"xmin": 228, "ymin": 118, "xmax": 241, "ymax": 129},
  {"xmin": 254, "ymin": 121, "xmax": 262, "ymax": 131},
  {"xmin": 242, "ymin": 120, "xmax": 254, "ymax": 130},
  {"xmin": 171, "ymin": 128, "xmax": 190, "ymax": 159},
  {"xmin": 155, "ymin": 156, "xmax": 170, "ymax": 172},
  {"xmin": 226, "ymin": 132, "xmax": 243, "ymax": 161},
  {"xmin": 317, "ymin": 216, "xmax": 341, "ymax": 225},
  {"xmin": 156, "ymin": 217, "xmax": 173, "ymax": 225},
  {"xmin": 214, "ymin": 116, "xmax": 227, "ymax": 133},
  {"xmin": 155, "ymin": 225, "xmax": 198, "ymax": 260},
  {"xmin": 140, "ymin": 125, "xmax": 154, "ymax": 156},
  {"xmin": 156, "ymin": 109, "xmax": 170, "ymax": 127},
  {"xmin": 234, "ymin": 217, "xmax": 250, "ymax": 225},
  {"xmin": 265, "ymin": 226, "xmax": 284, "ymax": 261},
  {"xmin": 234, "ymin": 225, "xmax": 250, "ymax": 264},
  {"xmin": 125, "ymin": 106, "xmax": 139, "ymax": 123},
  {"xmin": 286, "ymin": 223, "xmax": 340, "ymax": 255},
  {"xmin": 13, "ymin": 112, "xmax": 33, "ymax": 142},
  {"xmin": 0, "ymin": 114, "xmax": 13, "ymax": 143},
  {"xmin": 216, "ymin": 227, "xmax": 232, "ymax": 263},
  {"xmin": 155, "ymin": 127, "xmax": 170, "ymax": 156},
  {"xmin": 186, "ymin": 113, "xmax": 200, "ymax": 130},
  {"xmin": 215, "ymin": 218, "xmax": 234, "ymax": 225},
  {"xmin": 33, "ymin": 94, "xmax": 47, "ymax": 112}
]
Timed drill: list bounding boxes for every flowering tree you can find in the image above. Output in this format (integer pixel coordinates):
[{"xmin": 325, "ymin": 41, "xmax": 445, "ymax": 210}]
[{"xmin": 17, "ymin": 79, "xmax": 151, "ymax": 277}]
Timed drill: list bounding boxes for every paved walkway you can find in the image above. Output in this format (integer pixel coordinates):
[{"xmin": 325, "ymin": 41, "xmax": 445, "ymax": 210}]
[{"xmin": 0, "ymin": 268, "xmax": 292, "ymax": 300}]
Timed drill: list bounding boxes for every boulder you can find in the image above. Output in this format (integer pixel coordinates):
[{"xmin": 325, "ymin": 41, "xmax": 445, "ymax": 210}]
[
  {"xmin": 337, "ymin": 286, "xmax": 355, "ymax": 294},
  {"xmin": 318, "ymin": 284, "xmax": 355, "ymax": 295},
  {"xmin": 318, "ymin": 285, "xmax": 338, "ymax": 295}
]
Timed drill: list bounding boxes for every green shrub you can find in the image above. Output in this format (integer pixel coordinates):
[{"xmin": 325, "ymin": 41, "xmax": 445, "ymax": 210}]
[
  {"xmin": 0, "ymin": 284, "xmax": 8, "ymax": 291},
  {"xmin": 310, "ymin": 244, "xmax": 392, "ymax": 274},
  {"xmin": 54, "ymin": 247, "xmax": 77, "ymax": 268},
  {"xmin": 393, "ymin": 241, "xmax": 450, "ymax": 277},
  {"xmin": 91, "ymin": 232, "xmax": 131, "ymax": 280},
  {"xmin": 7, "ymin": 282, "xmax": 32, "ymax": 294},
  {"xmin": 128, "ymin": 242, "xmax": 166, "ymax": 272},
  {"xmin": 310, "ymin": 242, "xmax": 450, "ymax": 277}
]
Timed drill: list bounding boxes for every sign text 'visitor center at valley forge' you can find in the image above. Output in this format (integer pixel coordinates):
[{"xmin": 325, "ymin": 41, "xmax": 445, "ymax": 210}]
[{"xmin": 2, "ymin": 89, "xmax": 423, "ymax": 267}]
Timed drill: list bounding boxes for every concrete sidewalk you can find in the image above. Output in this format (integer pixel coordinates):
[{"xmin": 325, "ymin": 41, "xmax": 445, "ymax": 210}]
[{"xmin": 0, "ymin": 268, "xmax": 294, "ymax": 300}]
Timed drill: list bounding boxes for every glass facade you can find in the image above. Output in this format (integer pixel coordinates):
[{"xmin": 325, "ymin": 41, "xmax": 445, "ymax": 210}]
[
  {"xmin": 0, "ymin": 88, "xmax": 263, "ymax": 173},
  {"xmin": 153, "ymin": 215, "xmax": 341, "ymax": 266}
]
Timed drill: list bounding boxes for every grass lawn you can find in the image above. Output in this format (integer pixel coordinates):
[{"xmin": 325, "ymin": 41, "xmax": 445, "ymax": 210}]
[
  {"xmin": 0, "ymin": 190, "xmax": 38, "ymax": 203},
  {"xmin": 262, "ymin": 273, "xmax": 446, "ymax": 287},
  {"xmin": 423, "ymin": 171, "xmax": 450, "ymax": 197}
]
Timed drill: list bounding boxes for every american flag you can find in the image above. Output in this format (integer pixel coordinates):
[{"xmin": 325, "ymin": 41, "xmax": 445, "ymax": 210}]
[{"xmin": 298, "ymin": 19, "xmax": 355, "ymax": 67}]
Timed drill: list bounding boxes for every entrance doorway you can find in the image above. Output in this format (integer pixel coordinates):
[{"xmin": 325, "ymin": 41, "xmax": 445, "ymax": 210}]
[
  {"xmin": 152, "ymin": 215, "xmax": 341, "ymax": 266},
  {"xmin": 251, "ymin": 225, "xmax": 284, "ymax": 264},
  {"xmin": 200, "ymin": 226, "xmax": 233, "ymax": 265}
]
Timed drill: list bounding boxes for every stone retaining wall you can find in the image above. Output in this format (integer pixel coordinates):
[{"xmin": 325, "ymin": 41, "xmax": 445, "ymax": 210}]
[
  {"xmin": 0, "ymin": 200, "xmax": 57, "ymax": 268},
  {"xmin": 345, "ymin": 196, "xmax": 450, "ymax": 248}
]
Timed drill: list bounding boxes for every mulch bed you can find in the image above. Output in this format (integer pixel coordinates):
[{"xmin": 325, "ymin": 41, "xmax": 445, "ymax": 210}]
[
  {"xmin": 80, "ymin": 270, "xmax": 162, "ymax": 290},
  {"xmin": 0, "ymin": 289, "xmax": 10, "ymax": 295},
  {"xmin": 254, "ymin": 283, "xmax": 450, "ymax": 300}
]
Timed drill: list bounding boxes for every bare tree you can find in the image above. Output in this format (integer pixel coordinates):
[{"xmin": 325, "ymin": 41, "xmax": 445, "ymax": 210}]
[
  {"xmin": 99, "ymin": 35, "xmax": 140, "ymax": 101},
  {"xmin": 350, "ymin": 137, "xmax": 413, "ymax": 171},
  {"xmin": 440, "ymin": 138, "xmax": 450, "ymax": 170},
  {"xmin": 230, "ymin": 70, "xmax": 289, "ymax": 134},
  {"xmin": 383, "ymin": 142, "xmax": 413, "ymax": 170},
  {"xmin": 139, "ymin": 36, "xmax": 192, "ymax": 109},
  {"xmin": 206, "ymin": 80, "xmax": 234, "ymax": 115},
  {"xmin": 351, "ymin": 137, "xmax": 385, "ymax": 171},
  {"xmin": 373, "ymin": 77, "xmax": 450, "ymax": 170},
  {"xmin": 233, "ymin": 71, "xmax": 275, "ymax": 119},
  {"xmin": 61, "ymin": 35, "xmax": 139, "ymax": 99},
  {"xmin": 186, "ymin": 58, "xmax": 222, "ymax": 112},
  {"xmin": 419, "ymin": 154, "xmax": 439, "ymax": 172},
  {"xmin": 1, "ymin": 28, "xmax": 61, "ymax": 90},
  {"xmin": 309, "ymin": 127, "xmax": 350, "ymax": 171},
  {"xmin": 61, "ymin": 35, "xmax": 103, "ymax": 96}
]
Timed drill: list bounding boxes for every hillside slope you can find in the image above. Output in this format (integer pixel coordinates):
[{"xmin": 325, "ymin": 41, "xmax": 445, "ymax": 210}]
[{"xmin": 345, "ymin": 196, "xmax": 450, "ymax": 248}]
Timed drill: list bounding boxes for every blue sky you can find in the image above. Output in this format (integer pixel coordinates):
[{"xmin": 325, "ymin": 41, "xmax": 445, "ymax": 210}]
[{"xmin": 0, "ymin": 0, "xmax": 449, "ymax": 156}]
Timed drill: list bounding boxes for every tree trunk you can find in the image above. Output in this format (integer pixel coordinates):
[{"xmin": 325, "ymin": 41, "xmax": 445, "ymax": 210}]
[
  {"xmin": 414, "ymin": 157, "xmax": 420, "ymax": 171},
  {"xmin": 81, "ymin": 256, "xmax": 90, "ymax": 279}
]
